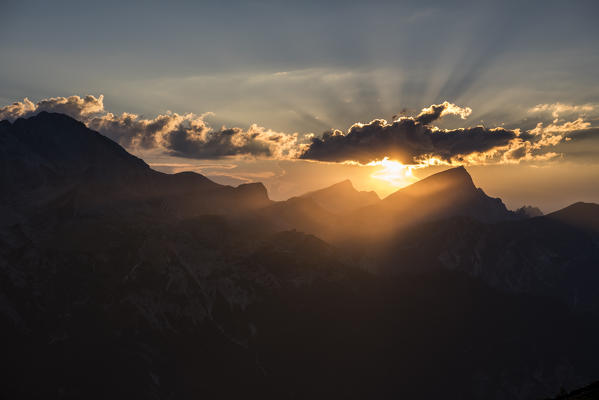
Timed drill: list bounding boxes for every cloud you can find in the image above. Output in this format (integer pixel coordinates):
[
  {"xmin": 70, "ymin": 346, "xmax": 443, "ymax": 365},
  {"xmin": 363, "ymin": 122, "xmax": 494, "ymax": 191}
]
[
  {"xmin": 1, "ymin": 95, "xmax": 302, "ymax": 160},
  {"xmin": 0, "ymin": 95, "xmax": 104, "ymax": 121},
  {"xmin": 300, "ymin": 101, "xmax": 580, "ymax": 165},
  {"xmin": 529, "ymin": 102, "xmax": 594, "ymax": 119},
  {"xmin": 300, "ymin": 120, "xmax": 515, "ymax": 164},
  {"xmin": 162, "ymin": 123, "xmax": 301, "ymax": 159},
  {"xmin": 1, "ymin": 96, "xmax": 592, "ymax": 166},
  {"xmin": 414, "ymin": 101, "xmax": 472, "ymax": 125},
  {"xmin": 0, "ymin": 98, "xmax": 36, "ymax": 121}
]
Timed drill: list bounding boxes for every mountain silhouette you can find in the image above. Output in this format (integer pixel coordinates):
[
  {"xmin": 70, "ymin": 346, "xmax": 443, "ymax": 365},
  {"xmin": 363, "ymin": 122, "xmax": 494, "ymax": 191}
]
[
  {"xmin": 330, "ymin": 166, "xmax": 518, "ymax": 244},
  {"xmin": 2, "ymin": 112, "xmax": 599, "ymax": 399},
  {"xmin": 0, "ymin": 112, "xmax": 271, "ymax": 223},
  {"xmin": 256, "ymin": 180, "xmax": 379, "ymax": 237},
  {"xmin": 376, "ymin": 207, "xmax": 599, "ymax": 311},
  {"xmin": 256, "ymin": 167, "xmax": 522, "ymax": 244},
  {"xmin": 299, "ymin": 179, "xmax": 380, "ymax": 214},
  {"xmin": 380, "ymin": 165, "xmax": 515, "ymax": 222}
]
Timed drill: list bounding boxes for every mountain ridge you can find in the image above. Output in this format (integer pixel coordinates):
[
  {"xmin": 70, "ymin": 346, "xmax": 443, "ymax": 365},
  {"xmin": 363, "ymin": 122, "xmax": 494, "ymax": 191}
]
[
  {"xmin": 0, "ymin": 112, "xmax": 272, "ymax": 223},
  {"xmin": 3, "ymin": 112, "xmax": 591, "ymax": 236},
  {"xmin": 297, "ymin": 178, "xmax": 380, "ymax": 214},
  {"xmin": 2, "ymin": 111, "xmax": 599, "ymax": 399}
]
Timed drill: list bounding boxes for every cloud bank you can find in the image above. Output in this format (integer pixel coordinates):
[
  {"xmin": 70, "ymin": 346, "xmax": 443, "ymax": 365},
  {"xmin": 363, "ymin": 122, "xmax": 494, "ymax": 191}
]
[
  {"xmin": 1, "ymin": 96, "xmax": 592, "ymax": 165},
  {"xmin": 0, "ymin": 95, "xmax": 302, "ymax": 160},
  {"xmin": 300, "ymin": 102, "xmax": 591, "ymax": 165}
]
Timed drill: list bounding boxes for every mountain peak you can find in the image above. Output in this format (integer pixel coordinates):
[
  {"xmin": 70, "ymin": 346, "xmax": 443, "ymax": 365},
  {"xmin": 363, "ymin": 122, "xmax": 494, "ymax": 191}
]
[
  {"xmin": 375, "ymin": 166, "xmax": 514, "ymax": 225},
  {"xmin": 425, "ymin": 165, "xmax": 473, "ymax": 185},
  {"xmin": 302, "ymin": 179, "xmax": 354, "ymax": 198},
  {"xmin": 1, "ymin": 112, "xmax": 152, "ymax": 196},
  {"xmin": 232, "ymin": 182, "xmax": 272, "ymax": 209},
  {"xmin": 8, "ymin": 111, "xmax": 149, "ymax": 171},
  {"xmin": 335, "ymin": 178, "xmax": 354, "ymax": 187},
  {"xmin": 1, "ymin": 112, "xmax": 278, "ymax": 218},
  {"xmin": 385, "ymin": 166, "xmax": 475, "ymax": 202},
  {"xmin": 236, "ymin": 181, "xmax": 269, "ymax": 198},
  {"xmin": 298, "ymin": 179, "xmax": 379, "ymax": 214},
  {"xmin": 515, "ymin": 205, "xmax": 544, "ymax": 218},
  {"xmin": 418, "ymin": 165, "xmax": 473, "ymax": 183}
]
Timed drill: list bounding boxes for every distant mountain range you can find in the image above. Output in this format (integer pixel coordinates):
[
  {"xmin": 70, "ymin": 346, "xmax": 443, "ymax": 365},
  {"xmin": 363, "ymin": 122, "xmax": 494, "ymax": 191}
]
[{"xmin": 1, "ymin": 112, "xmax": 599, "ymax": 399}]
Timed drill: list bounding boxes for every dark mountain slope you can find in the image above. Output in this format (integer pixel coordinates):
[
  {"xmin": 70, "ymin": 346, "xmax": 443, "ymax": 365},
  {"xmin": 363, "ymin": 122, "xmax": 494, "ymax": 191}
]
[
  {"xmin": 376, "ymin": 203, "xmax": 599, "ymax": 312},
  {"xmin": 252, "ymin": 180, "xmax": 378, "ymax": 239},
  {"xmin": 257, "ymin": 196, "xmax": 338, "ymax": 235},
  {"xmin": 546, "ymin": 202, "xmax": 599, "ymax": 232},
  {"xmin": 0, "ymin": 112, "xmax": 271, "ymax": 223},
  {"xmin": 1, "ymin": 215, "xmax": 598, "ymax": 399},
  {"xmin": 0, "ymin": 112, "xmax": 152, "ymax": 190}
]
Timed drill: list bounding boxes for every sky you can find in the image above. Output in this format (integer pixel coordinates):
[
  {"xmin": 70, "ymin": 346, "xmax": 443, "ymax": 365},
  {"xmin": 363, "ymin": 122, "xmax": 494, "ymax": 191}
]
[{"xmin": 1, "ymin": 0, "xmax": 598, "ymax": 211}]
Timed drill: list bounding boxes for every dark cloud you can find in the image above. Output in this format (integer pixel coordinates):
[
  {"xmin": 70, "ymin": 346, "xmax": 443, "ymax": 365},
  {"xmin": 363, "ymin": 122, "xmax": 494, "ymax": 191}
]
[
  {"xmin": 300, "ymin": 101, "xmax": 579, "ymax": 165},
  {"xmin": 300, "ymin": 118, "xmax": 516, "ymax": 164},
  {"xmin": 166, "ymin": 127, "xmax": 269, "ymax": 159},
  {"xmin": 88, "ymin": 113, "xmax": 301, "ymax": 160}
]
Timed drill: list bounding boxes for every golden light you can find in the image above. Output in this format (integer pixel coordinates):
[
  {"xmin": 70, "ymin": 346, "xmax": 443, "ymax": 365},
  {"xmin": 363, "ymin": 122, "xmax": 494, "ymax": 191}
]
[{"xmin": 368, "ymin": 157, "xmax": 419, "ymax": 188}]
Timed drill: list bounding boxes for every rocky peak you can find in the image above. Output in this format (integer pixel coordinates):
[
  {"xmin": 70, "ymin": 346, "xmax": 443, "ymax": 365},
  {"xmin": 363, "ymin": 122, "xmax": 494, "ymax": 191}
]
[{"xmin": 233, "ymin": 182, "xmax": 272, "ymax": 209}]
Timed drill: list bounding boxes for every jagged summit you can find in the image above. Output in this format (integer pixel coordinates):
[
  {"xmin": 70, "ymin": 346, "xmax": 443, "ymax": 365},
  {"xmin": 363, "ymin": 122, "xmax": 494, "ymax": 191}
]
[{"xmin": 515, "ymin": 205, "xmax": 544, "ymax": 218}]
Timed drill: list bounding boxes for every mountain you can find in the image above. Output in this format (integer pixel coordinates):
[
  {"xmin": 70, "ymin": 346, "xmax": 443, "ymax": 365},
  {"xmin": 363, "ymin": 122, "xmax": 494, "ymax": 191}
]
[
  {"xmin": 257, "ymin": 196, "xmax": 338, "ymax": 234},
  {"xmin": 376, "ymin": 202, "xmax": 599, "ymax": 312},
  {"xmin": 255, "ymin": 167, "xmax": 520, "ymax": 245},
  {"xmin": 331, "ymin": 166, "xmax": 517, "ymax": 245},
  {"xmin": 254, "ymin": 180, "xmax": 379, "ymax": 239},
  {"xmin": 299, "ymin": 179, "xmax": 380, "ymax": 214},
  {"xmin": 515, "ymin": 205, "xmax": 544, "ymax": 218},
  {"xmin": 2, "ymin": 112, "xmax": 599, "ymax": 399},
  {"xmin": 0, "ymin": 112, "xmax": 271, "ymax": 223},
  {"xmin": 546, "ymin": 202, "xmax": 599, "ymax": 232},
  {"xmin": 2, "ymin": 210, "xmax": 599, "ymax": 399},
  {"xmin": 379, "ymin": 166, "xmax": 515, "ymax": 223}
]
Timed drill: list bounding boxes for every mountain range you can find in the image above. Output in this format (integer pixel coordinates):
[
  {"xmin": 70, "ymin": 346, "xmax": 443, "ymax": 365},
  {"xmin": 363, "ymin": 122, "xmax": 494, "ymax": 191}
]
[{"xmin": 1, "ymin": 112, "xmax": 599, "ymax": 399}]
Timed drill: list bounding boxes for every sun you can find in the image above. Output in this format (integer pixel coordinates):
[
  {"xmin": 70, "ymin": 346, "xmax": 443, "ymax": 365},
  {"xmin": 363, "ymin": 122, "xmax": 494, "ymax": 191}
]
[{"xmin": 368, "ymin": 157, "xmax": 419, "ymax": 188}]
